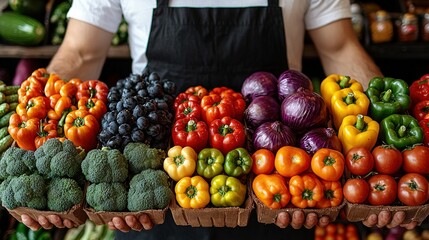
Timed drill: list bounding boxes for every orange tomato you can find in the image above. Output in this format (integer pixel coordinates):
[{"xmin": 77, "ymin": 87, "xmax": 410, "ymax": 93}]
[
  {"xmin": 275, "ymin": 146, "xmax": 311, "ymax": 177},
  {"xmin": 251, "ymin": 148, "xmax": 275, "ymax": 175}
]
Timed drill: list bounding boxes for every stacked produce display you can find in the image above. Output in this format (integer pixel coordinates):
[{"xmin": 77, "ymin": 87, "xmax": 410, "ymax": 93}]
[
  {"xmin": 1, "ymin": 63, "xmax": 429, "ymax": 238},
  {"xmin": 165, "ymin": 85, "xmax": 253, "ymax": 227}
]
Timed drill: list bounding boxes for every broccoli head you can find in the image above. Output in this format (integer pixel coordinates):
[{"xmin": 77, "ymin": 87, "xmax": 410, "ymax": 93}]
[
  {"xmin": 47, "ymin": 178, "xmax": 83, "ymax": 212},
  {"xmin": 35, "ymin": 138, "xmax": 84, "ymax": 178},
  {"xmin": 86, "ymin": 182, "xmax": 127, "ymax": 212},
  {"xmin": 0, "ymin": 177, "xmax": 11, "ymax": 206},
  {"xmin": 1, "ymin": 173, "xmax": 47, "ymax": 210},
  {"xmin": 0, "ymin": 147, "xmax": 36, "ymax": 179},
  {"xmin": 81, "ymin": 147, "xmax": 128, "ymax": 183},
  {"xmin": 123, "ymin": 142, "xmax": 164, "ymax": 175},
  {"xmin": 128, "ymin": 169, "xmax": 172, "ymax": 211}
]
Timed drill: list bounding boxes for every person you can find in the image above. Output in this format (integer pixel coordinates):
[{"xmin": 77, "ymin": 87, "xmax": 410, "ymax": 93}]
[{"xmin": 19, "ymin": 0, "xmax": 418, "ymax": 239}]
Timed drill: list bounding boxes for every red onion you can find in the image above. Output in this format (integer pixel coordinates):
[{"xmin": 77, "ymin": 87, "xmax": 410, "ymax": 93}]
[
  {"xmin": 280, "ymin": 88, "xmax": 328, "ymax": 133},
  {"xmin": 299, "ymin": 128, "xmax": 342, "ymax": 156},
  {"xmin": 252, "ymin": 121, "xmax": 296, "ymax": 153},
  {"xmin": 278, "ymin": 69, "xmax": 313, "ymax": 102},
  {"xmin": 244, "ymin": 96, "xmax": 280, "ymax": 130},
  {"xmin": 241, "ymin": 71, "xmax": 278, "ymax": 103}
]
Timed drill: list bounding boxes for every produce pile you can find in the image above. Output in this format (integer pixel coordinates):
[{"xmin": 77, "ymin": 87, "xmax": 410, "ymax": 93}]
[
  {"xmin": 10, "ymin": 68, "xmax": 108, "ymax": 152},
  {"xmin": 164, "ymin": 86, "xmax": 251, "ymax": 209}
]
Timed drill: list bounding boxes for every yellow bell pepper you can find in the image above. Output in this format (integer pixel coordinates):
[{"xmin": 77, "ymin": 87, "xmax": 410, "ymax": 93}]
[
  {"xmin": 338, "ymin": 114, "xmax": 379, "ymax": 154},
  {"xmin": 320, "ymin": 74, "xmax": 364, "ymax": 111},
  {"xmin": 331, "ymin": 88, "xmax": 370, "ymax": 130},
  {"xmin": 163, "ymin": 145, "xmax": 197, "ymax": 182},
  {"xmin": 175, "ymin": 176, "xmax": 210, "ymax": 209}
]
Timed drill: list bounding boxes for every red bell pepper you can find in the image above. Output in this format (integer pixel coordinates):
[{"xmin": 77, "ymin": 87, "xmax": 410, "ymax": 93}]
[
  {"xmin": 185, "ymin": 85, "xmax": 209, "ymax": 99},
  {"xmin": 413, "ymin": 100, "xmax": 429, "ymax": 121},
  {"xmin": 173, "ymin": 92, "xmax": 201, "ymax": 110},
  {"xmin": 76, "ymin": 80, "xmax": 109, "ymax": 104},
  {"xmin": 172, "ymin": 117, "xmax": 209, "ymax": 153},
  {"xmin": 419, "ymin": 116, "xmax": 429, "ymax": 146},
  {"xmin": 201, "ymin": 94, "xmax": 233, "ymax": 125},
  {"xmin": 209, "ymin": 116, "xmax": 245, "ymax": 155},
  {"xmin": 175, "ymin": 100, "xmax": 202, "ymax": 121},
  {"xmin": 410, "ymin": 74, "xmax": 429, "ymax": 106}
]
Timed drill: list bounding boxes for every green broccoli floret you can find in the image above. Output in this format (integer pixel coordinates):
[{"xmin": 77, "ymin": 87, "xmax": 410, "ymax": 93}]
[
  {"xmin": 0, "ymin": 177, "xmax": 11, "ymax": 206},
  {"xmin": 86, "ymin": 182, "xmax": 127, "ymax": 212},
  {"xmin": 47, "ymin": 178, "xmax": 83, "ymax": 212},
  {"xmin": 127, "ymin": 169, "xmax": 172, "ymax": 211},
  {"xmin": 123, "ymin": 142, "xmax": 164, "ymax": 175},
  {"xmin": 0, "ymin": 147, "xmax": 36, "ymax": 179},
  {"xmin": 1, "ymin": 173, "xmax": 47, "ymax": 210},
  {"xmin": 35, "ymin": 138, "xmax": 84, "ymax": 178},
  {"xmin": 81, "ymin": 147, "xmax": 128, "ymax": 183}
]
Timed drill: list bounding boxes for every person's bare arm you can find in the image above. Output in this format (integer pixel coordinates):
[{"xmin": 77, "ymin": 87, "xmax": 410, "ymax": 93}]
[
  {"xmin": 47, "ymin": 18, "xmax": 114, "ymax": 80},
  {"xmin": 308, "ymin": 18, "xmax": 382, "ymax": 89}
]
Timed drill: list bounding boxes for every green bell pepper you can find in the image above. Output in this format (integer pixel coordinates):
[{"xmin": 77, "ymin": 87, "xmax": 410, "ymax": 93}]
[
  {"xmin": 365, "ymin": 77, "xmax": 411, "ymax": 122},
  {"xmin": 210, "ymin": 174, "xmax": 246, "ymax": 207},
  {"xmin": 197, "ymin": 148, "xmax": 224, "ymax": 179},
  {"xmin": 380, "ymin": 114, "xmax": 424, "ymax": 150},
  {"xmin": 224, "ymin": 147, "xmax": 253, "ymax": 177}
]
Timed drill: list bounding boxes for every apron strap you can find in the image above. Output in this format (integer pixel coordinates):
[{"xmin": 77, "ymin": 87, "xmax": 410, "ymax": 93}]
[
  {"xmin": 268, "ymin": 0, "xmax": 279, "ymax": 6},
  {"xmin": 157, "ymin": 0, "xmax": 168, "ymax": 7},
  {"xmin": 157, "ymin": 0, "xmax": 279, "ymax": 8}
]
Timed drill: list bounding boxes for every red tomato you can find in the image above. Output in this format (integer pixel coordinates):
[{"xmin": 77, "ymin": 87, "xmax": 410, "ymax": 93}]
[
  {"xmin": 251, "ymin": 148, "xmax": 275, "ymax": 175},
  {"xmin": 345, "ymin": 147, "xmax": 375, "ymax": 176},
  {"xmin": 372, "ymin": 145, "xmax": 402, "ymax": 175},
  {"xmin": 343, "ymin": 178, "xmax": 369, "ymax": 204},
  {"xmin": 398, "ymin": 173, "xmax": 429, "ymax": 206},
  {"xmin": 402, "ymin": 145, "xmax": 429, "ymax": 174},
  {"xmin": 367, "ymin": 174, "xmax": 397, "ymax": 206}
]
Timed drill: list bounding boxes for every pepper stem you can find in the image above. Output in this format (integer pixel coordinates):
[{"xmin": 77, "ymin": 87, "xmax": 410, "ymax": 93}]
[
  {"xmin": 344, "ymin": 92, "xmax": 355, "ymax": 105},
  {"xmin": 355, "ymin": 114, "xmax": 367, "ymax": 131},
  {"xmin": 398, "ymin": 125, "xmax": 407, "ymax": 138},
  {"xmin": 338, "ymin": 76, "xmax": 351, "ymax": 88},
  {"xmin": 381, "ymin": 89, "xmax": 392, "ymax": 102},
  {"xmin": 186, "ymin": 120, "xmax": 196, "ymax": 132}
]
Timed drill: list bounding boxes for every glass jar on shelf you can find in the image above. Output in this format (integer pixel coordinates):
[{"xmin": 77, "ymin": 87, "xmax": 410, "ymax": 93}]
[
  {"xmin": 398, "ymin": 13, "xmax": 419, "ymax": 42},
  {"xmin": 371, "ymin": 10, "xmax": 393, "ymax": 44},
  {"xmin": 422, "ymin": 12, "xmax": 429, "ymax": 42}
]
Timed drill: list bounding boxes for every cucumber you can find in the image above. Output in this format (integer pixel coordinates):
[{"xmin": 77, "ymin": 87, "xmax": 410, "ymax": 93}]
[
  {"xmin": 0, "ymin": 111, "xmax": 14, "ymax": 128},
  {"xmin": 0, "ymin": 103, "xmax": 10, "ymax": 117},
  {"xmin": 0, "ymin": 12, "xmax": 46, "ymax": 46},
  {"xmin": 8, "ymin": 0, "xmax": 46, "ymax": 18},
  {"xmin": 0, "ymin": 85, "xmax": 20, "ymax": 95},
  {"xmin": 0, "ymin": 126, "xmax": 8, "ymax": 139}
]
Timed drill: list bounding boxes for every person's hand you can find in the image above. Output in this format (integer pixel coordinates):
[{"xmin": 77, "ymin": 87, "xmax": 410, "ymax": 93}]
[
  {"xmin": 362, "ymin": 210, "xmax": 418, "ymax": 230},
  {"xmin": 108, "ymin": 214, "xmax": 153, "ymax": 232},
  {"xmin": 21, "ymin": 214, "xmax": 77, "ymax": 231},
  {"xmin": 275, "ymin": 211, "xmax": 330, "ymax": 229}
]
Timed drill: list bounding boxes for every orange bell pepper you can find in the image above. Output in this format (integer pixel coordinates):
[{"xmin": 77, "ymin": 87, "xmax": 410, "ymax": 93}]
[
  {"xmin": 30, "ymin": 68, "xmax": 50, "ymax": 86},
  {"xmin": 289, "ymin": 173, "xmax": 324, "ymax": 208},
  {"xmin": 200, "ymin": 94, "xmax": 233, "ymax": 125},
  {"xmin": 34, "ymin": 119, "xmax": 59, "ymax": 148},
  {"xmin": 315, "ymin": 180, "xmax": 343, "ymax": 208},
  {"xmin": 47, "ymin": 95, "xmax": 77, "ymax": 126},
  {"xmin": 17, "ymin": 77, "xmax": 44, "ymax": 104},
  {"xmin": 59, "ymin": 82, "xmax": 78, "ymax": 98},
  {"xmin": 8, "ymin": 113, "xmax": 39, "ymax": 150},
  {"xmin": 16, "ymin": 96, "xmax": 50, "ymax": 119},
  {"xmin": 44, "ymin": 73, "xmax": 66, "ymax": 97},
  {"xmin": 77, "ymin": 97, "xmax": 107, "ymax": 121},
  {"xmin": 63, "ymin": 109, "xmax": 100, "ymax": 151},
  {"xmin": 252, "ymin": 173, "xmax": 290, "ymax": 209}
]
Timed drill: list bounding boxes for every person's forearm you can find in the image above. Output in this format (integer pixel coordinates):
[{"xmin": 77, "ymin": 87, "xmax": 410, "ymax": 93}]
[
  {"xmin": 318, "ymin": 42, "xmax": 382, "ymax": 89},
  {"xmin": 47, "ymin": 47, "xmax": 107, "ymax": 80}
]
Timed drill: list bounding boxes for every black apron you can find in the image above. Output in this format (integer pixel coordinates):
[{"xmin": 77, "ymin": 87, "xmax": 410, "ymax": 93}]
[{"xmin": 117, "ymin": 1, "xmax": 312, "ymax": 239}]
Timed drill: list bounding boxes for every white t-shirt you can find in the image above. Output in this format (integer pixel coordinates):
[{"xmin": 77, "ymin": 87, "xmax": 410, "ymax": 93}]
[{"xmin": 68, "ymin": 0, "xmax": 351, "ymax": 75}]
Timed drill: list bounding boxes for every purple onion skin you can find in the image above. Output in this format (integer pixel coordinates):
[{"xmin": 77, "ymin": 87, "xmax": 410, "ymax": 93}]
[
  {"xmin": 241, "ymin": 72, "xmax": 278, "ymax": 103},
  {"xmin": 278, "ymin": 69, "xmax": 313, "ymax": 102},
  {"xmin": 299, "ymin": 127, "xmax": 342, "ymax": 156},
  {"xmin": 244, "ymin": 96, "xmax": 280, "ymax": 130},
  {"xmin": 252, "ymin": 121, "xmax": 296, "ymax": 153},
  {"xmin": 280, "ymin": 88, "xmax": 328, "ymax": 134}
]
